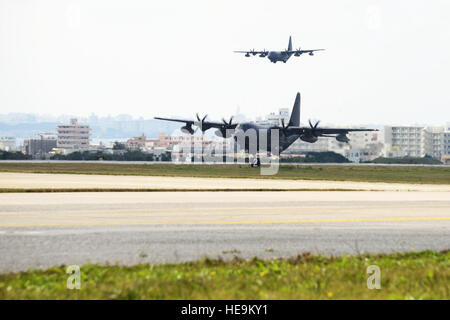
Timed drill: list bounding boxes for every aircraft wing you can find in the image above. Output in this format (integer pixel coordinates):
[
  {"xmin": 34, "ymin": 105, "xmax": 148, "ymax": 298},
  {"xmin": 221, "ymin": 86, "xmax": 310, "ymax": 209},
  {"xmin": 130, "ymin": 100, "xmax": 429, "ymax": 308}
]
[
  {"xmin": 315, "ymin": 128, "xmax": 378, "ymax": 135},
  {"xmin": 154, "ymin": 117, "xmax": 195, "ymax": 125},
  {"xmin": 234, "ymin": 50, "xmax": 269, "ymax": 56},
  {"xmin": 289, "ymin": 49, "xmax": 325, "ymax": 55},
  {"xmin": 234, "ymin": 51, "xmax": 265, "ymax": 53},
  {"xmin": 154, "ymin": 117, "xmax": 239, "ymax": 132},
  {"xmin": 288, "ymin": 127, "xmax": 378, "ymax": 135}
]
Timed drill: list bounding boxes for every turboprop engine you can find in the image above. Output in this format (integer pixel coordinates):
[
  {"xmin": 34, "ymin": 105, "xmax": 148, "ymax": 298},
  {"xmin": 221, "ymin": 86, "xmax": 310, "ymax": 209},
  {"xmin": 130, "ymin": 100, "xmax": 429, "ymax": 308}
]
[
  {"xmin": 299, "ymin": 133, "xmax": 318, "ymax": 143},
  {"xmin": 181, "ymin": 125, "xmax": 194, "ymax": 135}
]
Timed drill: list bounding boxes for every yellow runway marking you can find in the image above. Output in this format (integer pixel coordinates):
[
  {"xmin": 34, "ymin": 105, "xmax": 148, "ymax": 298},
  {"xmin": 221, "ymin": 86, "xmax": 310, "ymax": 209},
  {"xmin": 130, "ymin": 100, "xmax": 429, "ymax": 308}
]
[{"xmin": 0, "ymin": 217, "xmax": 449, "ymax": 228}]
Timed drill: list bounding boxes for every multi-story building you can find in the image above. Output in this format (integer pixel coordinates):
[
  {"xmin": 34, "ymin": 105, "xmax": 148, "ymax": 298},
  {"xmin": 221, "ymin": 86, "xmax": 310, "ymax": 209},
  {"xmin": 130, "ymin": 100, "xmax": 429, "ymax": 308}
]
[
  {"xmin": 126, "ymin": 133, "xmax": 147, "ymax": 150},
  {"xmin": 57, "ymin": 118, "xmax": 91, "ymax": 150},
  {"xmin": 256, "ymin": 108, "xmax": 292, "ymax": 126},
  {"xmin": 150, "ymin": 132, "xmax": 211, "ymax": 149},
  {"xmin": 23, "ymin": 133, "xmax": 57, "ymax": 158},
  {"xmin": 123, "ymin": 132, "xmax": 213, "ymax": 153},
  {"xmin": 423, "ymin": 127, "xmax": 446, "ymax": 159},
  {"xmin": 444, "ymin": 129, "xmax": 450, "ymax": 158},
  {"xmin": 0, "ymin": 136, "xmax": 16, "ymax": 151},
  {"xmin": 286, "ymin": 128, "xmax": 382, "ymax": 162},
  {"xmin": 383, "ymin": 126, "xmax": 424, "ymax": 157},
  {"xmin": 383, "ymin": 125, "xmax": 450, "ymax": 161},
  {"xmin": 278, "ymin": 108, "xmax": 290, "ymax": 124}
]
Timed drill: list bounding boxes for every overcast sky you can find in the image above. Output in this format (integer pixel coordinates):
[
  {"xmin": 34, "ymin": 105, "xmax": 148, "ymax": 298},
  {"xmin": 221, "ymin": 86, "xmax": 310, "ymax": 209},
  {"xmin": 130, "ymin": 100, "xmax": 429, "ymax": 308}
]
[{"xmin": 1, "ymin": 0, "xmax": 449, "ymax": 125}]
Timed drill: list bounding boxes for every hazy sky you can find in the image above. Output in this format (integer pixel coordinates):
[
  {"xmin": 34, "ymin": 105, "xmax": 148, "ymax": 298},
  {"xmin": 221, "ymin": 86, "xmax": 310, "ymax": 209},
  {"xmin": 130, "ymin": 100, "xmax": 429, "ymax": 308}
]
[{"xmin": 1, "ymin": 0, "xmax": 449, "ymax": 125}]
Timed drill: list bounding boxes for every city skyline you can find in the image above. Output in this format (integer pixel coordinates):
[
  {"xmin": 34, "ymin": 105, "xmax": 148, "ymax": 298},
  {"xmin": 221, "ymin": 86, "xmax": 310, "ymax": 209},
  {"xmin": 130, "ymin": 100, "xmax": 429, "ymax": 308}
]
[
  {"xmin": 1, "ymin": 110, "xmax": 449, "ymax": 127},
  {"xmin": 0, "ymin": 110, "xmax": 449, "ymax": 127}
]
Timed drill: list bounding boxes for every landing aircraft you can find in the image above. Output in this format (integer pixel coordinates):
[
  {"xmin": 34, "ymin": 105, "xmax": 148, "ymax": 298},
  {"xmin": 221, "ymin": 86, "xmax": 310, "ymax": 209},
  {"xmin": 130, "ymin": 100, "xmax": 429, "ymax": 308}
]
[
  {"xmin": 234, "ymin": 36, "xmax": 324, "ymax": 63},
  {"xmin": 154, "ymin": 92, "xmax": 377, "ymax": 165}
]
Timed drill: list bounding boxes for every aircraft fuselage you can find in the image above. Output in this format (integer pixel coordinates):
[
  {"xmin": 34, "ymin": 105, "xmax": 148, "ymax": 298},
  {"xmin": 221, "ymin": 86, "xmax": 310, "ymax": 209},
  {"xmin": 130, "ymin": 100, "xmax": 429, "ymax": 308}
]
[
  {"xmin": 267, "ymin": 51, "xmax": 293, "ymax": 63},
  {"xmin": 233, "ymin": 122, "xmax": 300, "ymax": 155}
]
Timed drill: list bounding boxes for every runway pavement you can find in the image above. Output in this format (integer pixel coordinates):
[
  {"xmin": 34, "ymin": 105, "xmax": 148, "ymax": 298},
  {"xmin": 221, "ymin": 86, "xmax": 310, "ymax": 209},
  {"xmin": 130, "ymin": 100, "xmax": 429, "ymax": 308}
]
[
  {"xmin": 0, "ymin": 191, "xmax": 449, "ymax": 272},
  {"xmin": 1, "ymin": 172, "xmax": 450, "ymax": 191}
]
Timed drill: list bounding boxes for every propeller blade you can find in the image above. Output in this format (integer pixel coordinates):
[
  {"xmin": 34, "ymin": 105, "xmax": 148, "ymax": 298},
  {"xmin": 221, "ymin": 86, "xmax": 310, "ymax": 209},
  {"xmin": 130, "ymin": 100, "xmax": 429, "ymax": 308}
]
[
  {"xmin": 222, "ymin": 116, "xmax": 234, "ymax": 126},
  {"xmin": 314, "ymin": 120, "xmax": 320, "ymax": 129},
  {"xmin": 196, "ymin": 113, "xmax": 201, "ymax": 122}
]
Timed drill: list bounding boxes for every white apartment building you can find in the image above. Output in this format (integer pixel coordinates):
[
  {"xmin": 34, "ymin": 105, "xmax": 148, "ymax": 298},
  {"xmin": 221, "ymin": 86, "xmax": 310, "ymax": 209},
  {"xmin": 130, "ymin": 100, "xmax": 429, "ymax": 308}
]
[
  {"xmin": 383, "ymin": 125, "xmax": 450, "ymax": 160},
  {"xmin": 278, "ymin": 108, "xmax": 290, "ymax": 124},
  {"xmin": 423, "ymin": 126, "xmax": 450, "ymax": 160},
  {"xmin": 256, "ymin": 108, "xmax": 292, "ymax": 126},
  {"xmin": 383, "ymin": 126, "xmax": 424, "ymax": 157},
  {"xmin": 57, "ymin": 118, "xmax": 91, "ymax": 150},
  {"xmin": 444, "ymin": 130, "xmax": 450, "ymax": 156},
  {"xmin": 0, "ymin": 136, "xmax": 16, "ymax": 151},
  {"xmin": 23, "ymin": 133, "xmax": 57, "ymax": 157}
]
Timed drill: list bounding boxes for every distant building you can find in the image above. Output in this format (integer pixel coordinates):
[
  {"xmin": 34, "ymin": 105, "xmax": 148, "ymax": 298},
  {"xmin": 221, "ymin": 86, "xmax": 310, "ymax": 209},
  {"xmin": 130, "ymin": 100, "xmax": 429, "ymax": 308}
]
[
  {"xmin": 423, "ymin": 126, "xmax": 449, "ymax": 160},
  {"xmin": 57, "ymin": 118, "xmax": 91, "ymax": 150},
  {"xmin": 343, "ymin": 143, "xmax": 384, "ymax": 163},
  {"xmin": 126, "ymin": 133, "xmax": 147, "ymax": 150},
  {"xmin": 278, "ymin": 108, "xmax": 290, "ymax": 123},
  {"xmin": 289, "ymin": 138, "xmax": 329, "ymax": 153},
  {"xmin": 383, "ymin": 126, "xmax": 424, "ymax": 157},
  {"xmin": 150, "ymin": 132, "xmax": 210, "ymax": 149},
  {"xmin": 256, "ymin": 108, "xmax": 291, "ymax": 126},
  {"xmin": 24, "ymin": 133, "xmax": 57, "ymax": 158},
  {"xmin": 444, "ymin": 129, "xmax": 450, "ymax": 161},
  {"xmin": 0, "ymin": 136, "xmax": 16, "ymax": 151},
  {"xmin": 286, "ymin": 129, "xmax": 383, "ymax": 162},
  {"xmin": 383, "ymin": 125, "xmax": 450, "ymax": 161},
  {"xmin": 442, "ymin": 154, "xmax": 450, "ymax": 165}
]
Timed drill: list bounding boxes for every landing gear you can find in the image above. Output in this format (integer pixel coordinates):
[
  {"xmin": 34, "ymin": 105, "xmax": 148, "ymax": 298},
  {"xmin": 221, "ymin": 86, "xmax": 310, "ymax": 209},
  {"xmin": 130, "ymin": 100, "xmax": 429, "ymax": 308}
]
[{"xmin": 251, "ymin": 157, "xmax": 261, "ymax": 168}]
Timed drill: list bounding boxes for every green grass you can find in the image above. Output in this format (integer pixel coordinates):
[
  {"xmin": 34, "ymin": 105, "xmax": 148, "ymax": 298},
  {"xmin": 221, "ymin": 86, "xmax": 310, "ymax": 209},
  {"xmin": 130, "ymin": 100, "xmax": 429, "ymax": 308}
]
[
  {"xmin": 0, "ymin": 162, "xmax": 449, "ymax": 184},
  {"xmin": 0, "ymin": 251, "xmax": 448, "ymax": 299}
]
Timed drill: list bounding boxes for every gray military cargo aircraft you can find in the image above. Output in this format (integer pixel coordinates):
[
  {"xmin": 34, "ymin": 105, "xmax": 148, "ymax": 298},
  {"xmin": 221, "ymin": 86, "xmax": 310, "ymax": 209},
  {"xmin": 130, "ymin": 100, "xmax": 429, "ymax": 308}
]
[
  {"xmin": 154, "ymin": 92, "xmax": 377, "ymax": 165},
  {"xmin": 234, "ymin": 36, "xmax": 324, "ymax": 63}
]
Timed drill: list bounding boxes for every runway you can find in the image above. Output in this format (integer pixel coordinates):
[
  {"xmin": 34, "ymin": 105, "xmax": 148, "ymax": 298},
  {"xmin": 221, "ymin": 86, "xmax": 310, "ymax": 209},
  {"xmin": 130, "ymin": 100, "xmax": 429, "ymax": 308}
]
[
  {"xmin": 0, "ymin": 191, "xmax": 449, "ymax": 272},
  {"xmin": 1, "ymin": 172, "xmax": 450, "ymax": 191}
]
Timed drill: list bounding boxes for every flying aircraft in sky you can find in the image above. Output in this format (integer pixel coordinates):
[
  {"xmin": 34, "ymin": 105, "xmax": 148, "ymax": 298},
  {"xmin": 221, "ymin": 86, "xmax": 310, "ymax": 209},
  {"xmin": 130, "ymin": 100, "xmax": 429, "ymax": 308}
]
[
  {"xmin": 154, "ymin": 92, "xmax": 377, "ymax": 165},
  {"xmin": 234, "ymin": 36, "xmax": 325, "ymax": 63}
]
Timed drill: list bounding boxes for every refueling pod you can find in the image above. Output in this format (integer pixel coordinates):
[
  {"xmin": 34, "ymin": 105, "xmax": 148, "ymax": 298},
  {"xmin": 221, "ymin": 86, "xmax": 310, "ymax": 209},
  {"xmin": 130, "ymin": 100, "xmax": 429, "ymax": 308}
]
[{"xmin": 336, "ymin": 133, "xmax": 350, "ymax": 143}]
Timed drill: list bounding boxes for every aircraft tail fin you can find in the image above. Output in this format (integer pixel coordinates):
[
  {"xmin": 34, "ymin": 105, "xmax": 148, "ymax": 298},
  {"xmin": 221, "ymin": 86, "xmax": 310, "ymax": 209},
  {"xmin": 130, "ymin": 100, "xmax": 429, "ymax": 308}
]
[
  {"xmin": 288, "ymin": 92, "xmax": 300, "ymax": 127},
  {"xmin": 288, "ymin": 36, "xmax": 292, "ymax": 51}
]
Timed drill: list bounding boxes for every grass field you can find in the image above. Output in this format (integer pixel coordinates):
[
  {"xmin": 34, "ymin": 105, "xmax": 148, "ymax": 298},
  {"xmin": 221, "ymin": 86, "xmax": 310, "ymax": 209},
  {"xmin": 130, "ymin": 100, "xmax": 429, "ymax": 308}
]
[
  {"xmin": 0, "ymin": 251, "xmax": 448, "ymax": 299},
  {"xmin": 0, "ymin": 162, "xmax": 449, "ymax": 184}
]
